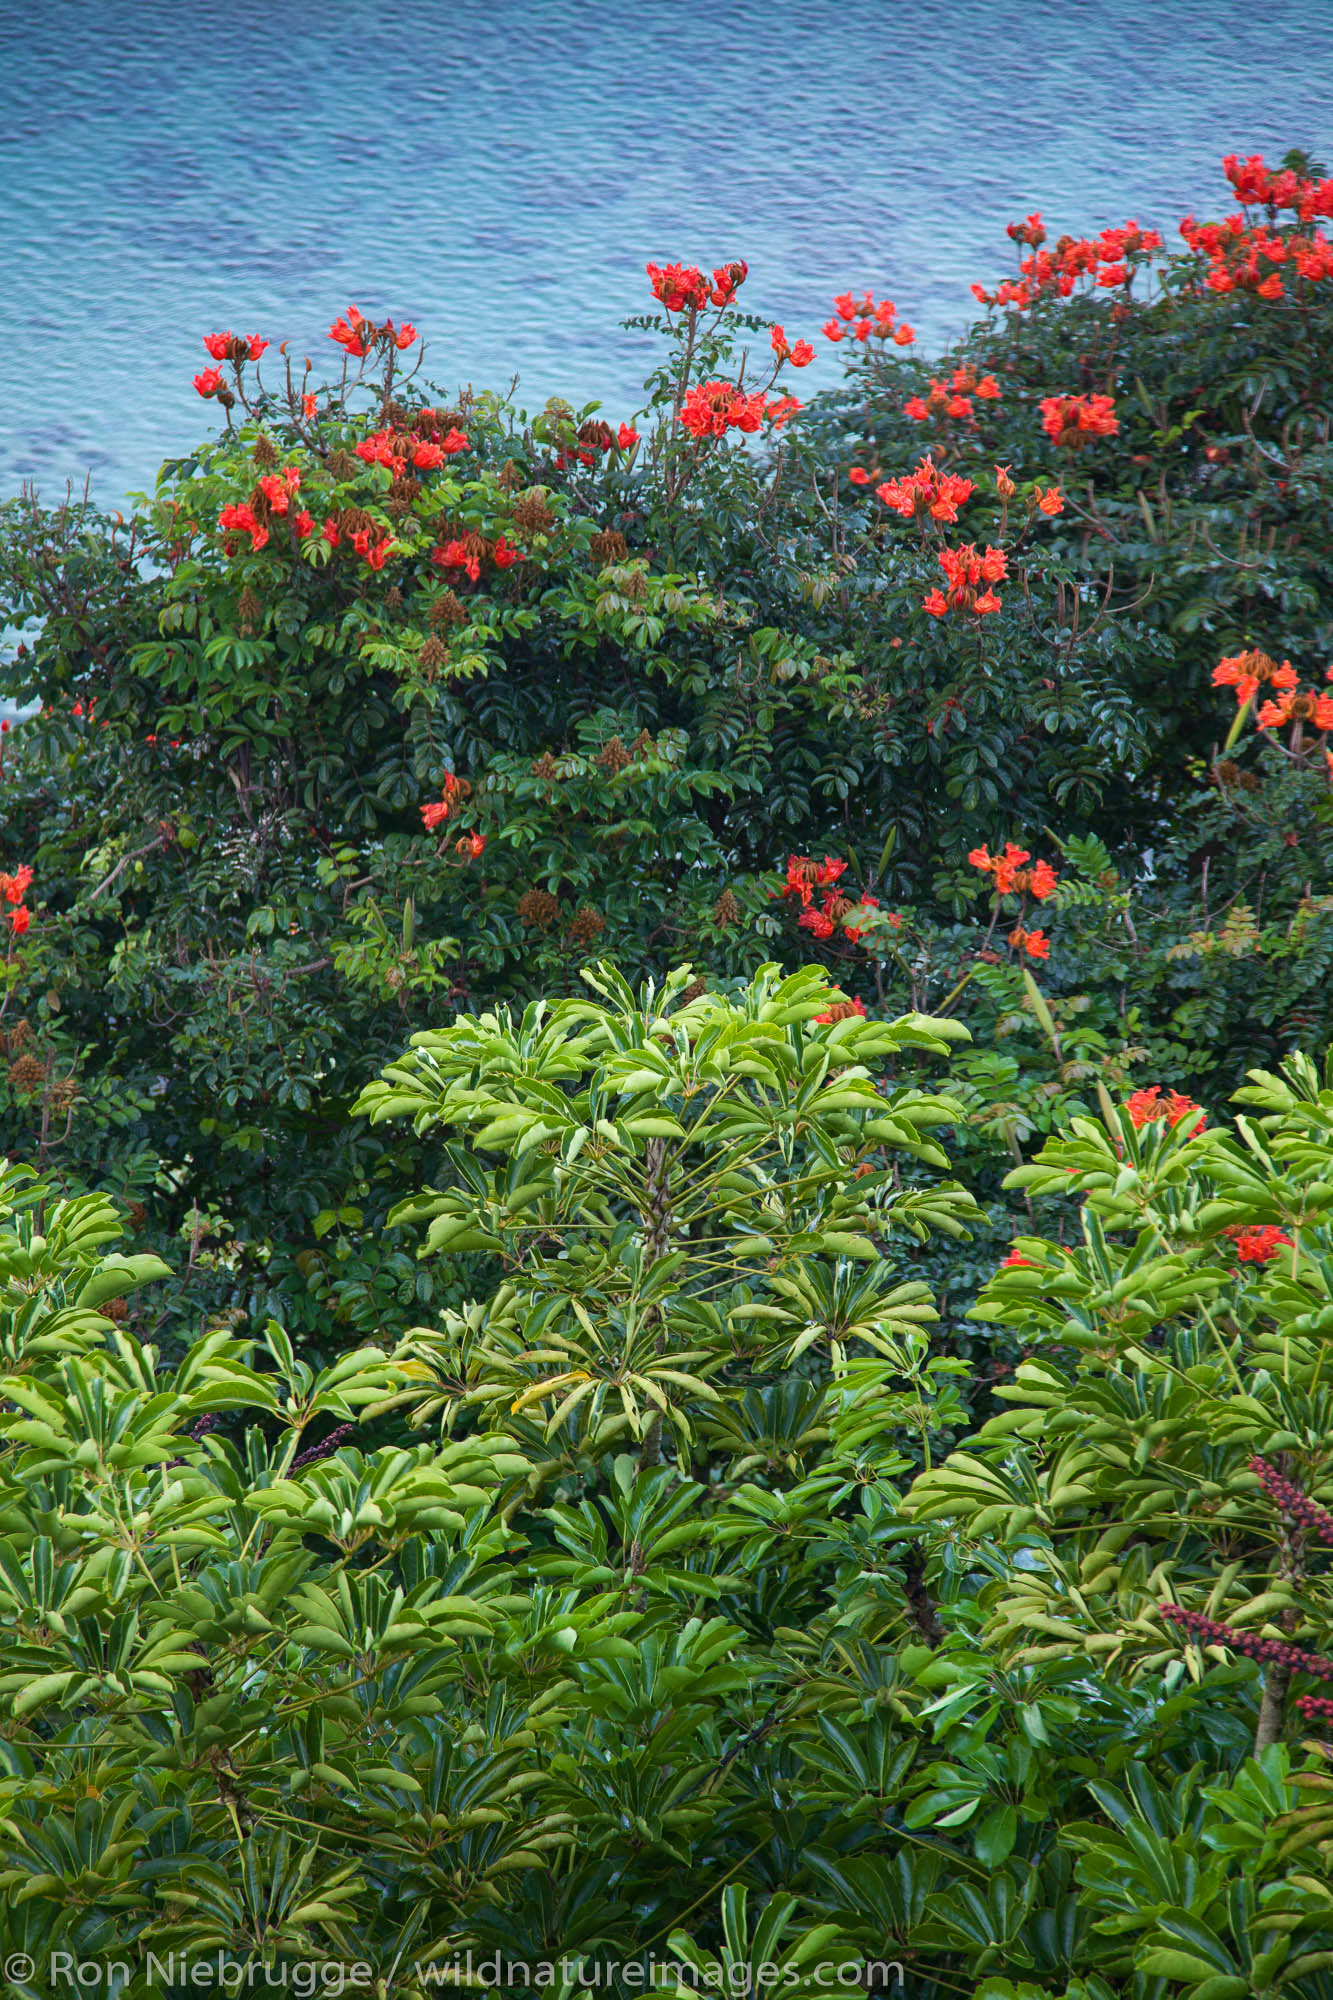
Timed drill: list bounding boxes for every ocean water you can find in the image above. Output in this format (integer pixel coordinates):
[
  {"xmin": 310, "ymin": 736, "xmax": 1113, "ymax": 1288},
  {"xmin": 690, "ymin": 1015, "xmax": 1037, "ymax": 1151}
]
[{"xmin": 1, "ymin": 0, "xmax": 1331, "ymax": 509}]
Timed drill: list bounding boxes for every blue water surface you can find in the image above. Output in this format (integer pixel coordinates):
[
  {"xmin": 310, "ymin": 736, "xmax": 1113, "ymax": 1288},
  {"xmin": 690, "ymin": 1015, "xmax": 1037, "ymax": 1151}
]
[{"xmin": 2, "ymin": 0, "xmax": 1331, "ymax": 508}]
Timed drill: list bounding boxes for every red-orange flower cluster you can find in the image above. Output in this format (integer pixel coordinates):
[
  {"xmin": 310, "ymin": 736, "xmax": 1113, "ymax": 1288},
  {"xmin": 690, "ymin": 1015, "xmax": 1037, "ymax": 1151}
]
[
  {"xmin": 1039, "ymin": 393, "xmax": 1119, "ymax": 447},
  {"xmin": 1224, "ymin": 1223, "xmax": 1293, "ymax": 1264},
  {"xmin": 923, "ymin": 543, "xmax": 1007, "ymax": 618},
  {"xmin": 430, "ymin": 533, "xmax": 522, "ymax": 583},
  {"xmin": 1223, "ymin": 153, "xmax": 1333, "ymax": 220},
  {"xmin": 968, "ymin": 843, "xmax": 1058, "ymax": 898},
  {"xmin": 553, "ymin": 419, "xmax": 640, "ymax": 471},
  {"xmin": 975, "ymin": 218, "xmax": 1162, "ymax": 309},
  {"xmin": 1, "ymin": 862, "xmax": 33, "ymax": 939},
  {"xmin": 776, "ymin": 854, "xmax": 850, "ymax": 942},
  {"xmin": 421, "ymin": 773, "xmax": 469, "ymax": 830},
  {"xmin": 1008, "ymin": 925, "xmax": 1050, "ymax": 960},
  {"xmin": 904, "ymin": 364, "xmax": 1001, "ymax": 424},
  {"xmin": 1212, "ymin": 649, "xmax": 1298, "ymax": 705},
  {"xmin": 329, "ymin": 305, "xmax": 417, "ymax": 357},
  {"xmin": 814, "ymin": 996, "xmax": 867, "ymax": 1023},
  {"xmin": 1181, "ymin": 211, "xmax": 1333, "ymax": 297},
  {"xmin": 770, "ymin": 325, "xmax": 815, "ymax": 367},
  {"xmin": 1125, "ymin": 1086, "xmax": 1207, "ymax": 1134},
  {"xmin": 875, "ymin": 456, "xmax": 975, "ymax": 524},
  {"xmin": 647, "ymin": 260, "xmax": 748, "ymax": 312},
  {"xmin": 781, "ymin": 854, "xmax": 847, "ymax": 907},
  {"xmin": 679, "ymin": 382, "xmax": 800, "ymax": 439},
  {"xmin": 218, "ymin": 465, "xmax": 305, "ymax": 553},
  {"xmin": 1256, "ymin": 682, "xmax": 1333, "ymax": 733},
  {"xmin": 202, "ymin": 331, "xmax": 270, "ymax": 364},
  {"xmin": 355, "ymin": 424, "xmax": 469, "ymax": 473},
  {"xmin": 821, "ymin": 291, "xmax": 914, "ymax": 346}
]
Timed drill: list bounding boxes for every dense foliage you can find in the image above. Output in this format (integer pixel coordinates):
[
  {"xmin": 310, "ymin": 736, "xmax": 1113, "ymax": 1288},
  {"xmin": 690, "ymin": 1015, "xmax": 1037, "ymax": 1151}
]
[
  {"xmin": 7, "ymin": 988, "xmax": 1333, "ymax": 1996},
  {"xmin": 3, "ymin": 146, "xmax": 1333, "ymax": 1995}
]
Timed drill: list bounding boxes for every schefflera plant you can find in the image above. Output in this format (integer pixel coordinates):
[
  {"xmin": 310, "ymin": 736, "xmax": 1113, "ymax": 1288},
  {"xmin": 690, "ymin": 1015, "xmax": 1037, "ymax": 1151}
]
[{"xmin": 355, "ymin": 961, "xmax": 981, "ymax": 1472}]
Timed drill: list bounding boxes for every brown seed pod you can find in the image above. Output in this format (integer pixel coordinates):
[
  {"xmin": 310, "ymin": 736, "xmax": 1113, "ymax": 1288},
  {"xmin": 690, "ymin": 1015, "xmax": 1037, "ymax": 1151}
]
[
  {"xmin": 713, "ymin": 889, "xmax": 741, "ymax": 928},
  {"xmin": 419, "ymin": 635, "xmax": 449, "ymax": 670},
  {"xmin": 327, "ymin": 448, "xmax": 361, "ymax": 481},
  {"xmin": 428, "ymin": 591, "xmax": 467, "ymax": 630},
  {"xmin": 681, "ymin": 976, "xmax": 707, "ymax": 1004},
  {"xmin": 630, "ymin": 728, "xmax": 657, "ymax": 759},
  {"xmin": 596, "ymin": 736, "xmax": 631, "ymax": 775},
  {"xmin": 589, "ymin": 528, "xmax": 628, "ymax": 564},
  {"xmin": 511, "ymin": 489, "xmax": 556, "ymax": 537},
  {"xmin": 531, "ymin": 751, "xmax": 560, "ymax": 782},
  {"xmin": 237, "ymin": 585, "xmax": 262, "ymax": 635},
  {"xmin": 102, "ymin": 1296, "xmax": 129, "ymax": 1323},
  {"xmin": 0, "ymin": 1018, "xmax": 32, "ymax": 1055},
  {"xmin": 252, "ymin": 435, "xmax": 278, "ymax": 468},
  {"xmin": 567, "ymin": 905, "xmax": 606, "ymax": 944},
  {"xmin": 497, "ymin": 459, "xmax": 524, "ymax": 491},
  {"xmin": 518, "ymin": 888, "xmax": 561, "ymax": 929},
  {"xmin": 7, "ymin": 1051, "xmax": 47, "ymax": 1092}
]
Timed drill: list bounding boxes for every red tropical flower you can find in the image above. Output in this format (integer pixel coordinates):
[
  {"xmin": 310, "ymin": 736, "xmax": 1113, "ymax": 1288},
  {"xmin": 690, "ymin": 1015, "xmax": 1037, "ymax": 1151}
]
[
  {"xmin": 329, "ymin": 306, "xmax": 374, "ymax": 357},
  {"xmin": 1126, "ymin": 1086, "xmax": 1207, "ymax": 1134},
  {"xmin": 1039, "ymin": 392, "xmax": 1119, "ymax": 447},
  {"xmin": 1224, "ymin": 1223, "xmax": 1292, "ymax": 1264}
]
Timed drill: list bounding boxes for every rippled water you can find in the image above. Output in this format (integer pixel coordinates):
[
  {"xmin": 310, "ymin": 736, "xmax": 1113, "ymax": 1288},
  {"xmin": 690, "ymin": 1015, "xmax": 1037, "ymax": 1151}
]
[{"xmin": 2, "ymin": 0, "xmax": 1331, "ymax": 507}]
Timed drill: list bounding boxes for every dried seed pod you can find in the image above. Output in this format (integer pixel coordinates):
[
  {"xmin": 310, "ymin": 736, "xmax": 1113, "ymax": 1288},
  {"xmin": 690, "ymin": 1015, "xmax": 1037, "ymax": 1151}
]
[
  {"xmin": 713, "ymin": 889, "xmax": 741, "ymax": 928},
  {"xmin": 630, "ymin": 728, "xmax": 657, "ymax": 759},
  {"xmin": 511, "ymin": 489, "xmax": 556, "ymax": 536},
  {"xmin": 327, "ymin": 448, "xmax": 361, "ymax": 480},
  {"xmin": 251, "ymin": 435, "xmax": 278, "ymax": 468},
  {"xmin": 596, "ymin": 736, "xmax": 631, "ymax": 775},
  {"xmin": 531, "ymin": 752, "xmax": 559, "ymax": 781},
  {"xmin": 567, "ymin": 905, "xmax": 606, "ymax": 944},
  {"xmin": 518, "ymin": 888, "xmax": 561, "ymax": 929},
  {"xmin": 1, "ymin": 1018, "xmax": 32, "ymax": 1055},
  {"xmin": 7, "ymin": 1051, "xmax": 47, "ymax": 1092},
  {"xmin": 428, "ymin": 591, "xmax": 467, "ymax": 630},
  {"xmin": 589, "ymin": 528, "xmax": 628, "ymax": 563},
  {"xmin": 419, "ymin": 635, "xmax": 449, "ymax": 670}
]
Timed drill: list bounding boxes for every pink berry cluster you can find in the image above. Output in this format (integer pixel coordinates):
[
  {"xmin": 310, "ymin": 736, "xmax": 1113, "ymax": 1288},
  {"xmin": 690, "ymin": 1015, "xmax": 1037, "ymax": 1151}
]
[
  {"xmin": 1160, "ymin": 1601, "xmax": 1333, "ymax": 1679},
  {"xmin": 1250, "ymin": 1455, "xmax": 1333, "ymax": 1543}
]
